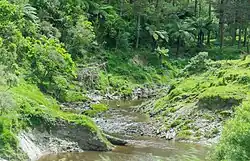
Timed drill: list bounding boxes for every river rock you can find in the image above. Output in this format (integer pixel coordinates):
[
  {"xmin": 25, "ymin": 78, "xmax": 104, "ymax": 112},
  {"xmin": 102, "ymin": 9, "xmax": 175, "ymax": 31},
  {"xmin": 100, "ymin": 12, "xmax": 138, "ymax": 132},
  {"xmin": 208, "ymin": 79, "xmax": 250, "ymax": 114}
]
[
  {"xmin": 50, "ymin": 120, "xmax": 111, "ymax": 151},
  {"xmin": 104, "ymin": 134, "xmax": 128, "ymax": 145},
  {"xmin": 165, "ymin": 129, "xmax": 176, "ymax": 140}
]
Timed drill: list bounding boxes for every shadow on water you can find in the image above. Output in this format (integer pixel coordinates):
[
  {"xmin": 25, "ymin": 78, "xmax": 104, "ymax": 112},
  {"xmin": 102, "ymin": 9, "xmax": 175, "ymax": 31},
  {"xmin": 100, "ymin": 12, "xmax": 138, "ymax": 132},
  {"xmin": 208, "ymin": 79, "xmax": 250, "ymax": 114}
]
[{"xmin": 38, "ymin": 99, "xmax": 210, "ymax": 161}]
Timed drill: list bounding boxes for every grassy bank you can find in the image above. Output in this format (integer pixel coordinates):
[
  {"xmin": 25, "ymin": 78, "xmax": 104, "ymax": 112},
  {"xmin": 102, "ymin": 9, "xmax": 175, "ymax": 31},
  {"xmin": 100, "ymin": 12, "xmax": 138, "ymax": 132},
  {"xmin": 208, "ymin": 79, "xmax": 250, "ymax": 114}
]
[
  {"xmin": 140, "ymin": 52, "xmax": 250, "ymax": 145},
  {"xmin": 0, "ymin": 82, "xmax": 110, "ymax": 160}
]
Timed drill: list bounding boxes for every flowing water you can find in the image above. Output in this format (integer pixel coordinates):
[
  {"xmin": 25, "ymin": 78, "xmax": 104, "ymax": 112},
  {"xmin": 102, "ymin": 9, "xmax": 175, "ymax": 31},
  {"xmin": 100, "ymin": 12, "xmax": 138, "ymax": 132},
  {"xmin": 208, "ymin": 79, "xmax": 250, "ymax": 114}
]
[{"xmin": 38, "ymin": 100, "xmax": 209, "ymax": 161}]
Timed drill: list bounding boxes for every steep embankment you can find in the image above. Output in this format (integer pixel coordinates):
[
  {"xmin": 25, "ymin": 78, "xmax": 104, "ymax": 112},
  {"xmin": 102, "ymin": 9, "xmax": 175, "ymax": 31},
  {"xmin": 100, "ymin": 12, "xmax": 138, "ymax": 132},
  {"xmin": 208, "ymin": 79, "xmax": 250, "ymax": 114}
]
[
  {"xmin": 0, "ymin": 82, "xmax": 112, "ymax": 161},
  {"xmin": 139, "ymin": 52, "xmax": 250, "ymax": 144}
]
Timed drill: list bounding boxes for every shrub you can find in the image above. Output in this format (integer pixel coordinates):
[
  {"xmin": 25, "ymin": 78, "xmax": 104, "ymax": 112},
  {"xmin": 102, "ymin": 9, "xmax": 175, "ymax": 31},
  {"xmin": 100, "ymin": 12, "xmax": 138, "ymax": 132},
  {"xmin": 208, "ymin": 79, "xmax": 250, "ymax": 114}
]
[
  {"xmin": 66, "ymin": 15, "xmax": 96, "ymax": 58},
  {"xmin": 181, "ymin": 52, "xmax": 210, "ymax": 76},
  {"xmin": 206, "ymin": 47, "xmax": 241, "ymax": 60},
  {"xmin": 212, "ymin": 100, "xmax": 250, "ymax": 161},
  {"xmin": 24, "ymin": 37, "xmax": 76, "ymax": 98},
  {"xmin": 61, "ymin": 90, "xmax": 89, "ymax": 103},
  {"xmin": 0, "ymin": 92, "xmax": 16, "ymax": 115}
]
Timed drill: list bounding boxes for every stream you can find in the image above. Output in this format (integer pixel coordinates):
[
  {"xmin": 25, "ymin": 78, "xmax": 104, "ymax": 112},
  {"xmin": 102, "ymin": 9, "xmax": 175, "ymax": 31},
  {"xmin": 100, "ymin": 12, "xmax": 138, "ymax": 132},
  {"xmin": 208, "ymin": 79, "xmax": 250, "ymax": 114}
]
[{"xmin": 38, "ymin": 100, "xmax": 209, "ymax": 161}]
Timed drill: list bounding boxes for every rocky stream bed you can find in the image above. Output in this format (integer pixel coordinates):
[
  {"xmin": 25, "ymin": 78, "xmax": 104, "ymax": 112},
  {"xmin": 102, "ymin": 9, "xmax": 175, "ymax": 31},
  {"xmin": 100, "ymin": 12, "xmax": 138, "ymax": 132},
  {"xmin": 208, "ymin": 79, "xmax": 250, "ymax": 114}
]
[{"xmin": 37, "ymin": 99, "xmax": 210, "ymax": 161}]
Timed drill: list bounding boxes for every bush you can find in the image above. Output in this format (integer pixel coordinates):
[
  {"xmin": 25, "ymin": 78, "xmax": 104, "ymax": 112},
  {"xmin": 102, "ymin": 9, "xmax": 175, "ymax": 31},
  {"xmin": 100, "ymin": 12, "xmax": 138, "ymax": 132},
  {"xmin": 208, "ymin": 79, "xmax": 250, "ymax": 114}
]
[
  {"xmin": 206, "ymin": 47, "xmax": 241, "ymax": 60},
  {"xmin": 181, "ymin": 52, "xmax": 210, "ymax": 76},
  {"xmin": 212, "ymin": 100, "xmax": 250, "ymax": 161},
  {"xmin": 66, "ymin": 15, "xmax": 96, "ymax": 58},
  {"xmin": 24, "ymin": 37, "xmax": 76, "ymax": 98},
  {"xmin": 61, "ymin": 90, "xmax": 89, "ymax": 103},
  {"xmin": 0, "ymin": 92, "xmax": 16, "ymax": 115}
]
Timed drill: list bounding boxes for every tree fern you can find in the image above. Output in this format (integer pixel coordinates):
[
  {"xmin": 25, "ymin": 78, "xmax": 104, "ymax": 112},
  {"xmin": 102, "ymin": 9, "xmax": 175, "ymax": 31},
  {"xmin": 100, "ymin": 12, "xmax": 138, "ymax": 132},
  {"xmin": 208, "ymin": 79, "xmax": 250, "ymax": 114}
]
[{"xmin": 23, "ymin": 3, "xmax": 39, "ymax": 23}]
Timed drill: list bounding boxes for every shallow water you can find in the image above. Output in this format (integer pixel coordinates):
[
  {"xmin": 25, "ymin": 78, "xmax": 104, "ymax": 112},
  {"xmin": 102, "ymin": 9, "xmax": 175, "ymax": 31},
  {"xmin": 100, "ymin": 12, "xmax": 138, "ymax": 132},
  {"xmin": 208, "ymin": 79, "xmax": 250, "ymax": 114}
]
[
  {"xmin": 38, "ymin": 100, "xmax": 209, "ymax": 161},
  {"xmin": 38, "ymin": 141, "xmax": 208, "ymax": 161}
]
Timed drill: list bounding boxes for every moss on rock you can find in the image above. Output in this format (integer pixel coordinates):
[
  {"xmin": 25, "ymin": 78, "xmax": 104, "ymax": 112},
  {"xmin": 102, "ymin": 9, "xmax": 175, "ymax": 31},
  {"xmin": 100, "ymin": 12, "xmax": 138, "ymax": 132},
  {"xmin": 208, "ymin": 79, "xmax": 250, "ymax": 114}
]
[
  {"xmin": 0, "ymin": 82, "xmax": 111, "ymax": 160},
  {"xmin": 83, "ymin": 103, "xmax": 109, "ymax": 117},
  {"xmin": 198, "ymin": 85, "xmax": 246, "ymax": 110}
]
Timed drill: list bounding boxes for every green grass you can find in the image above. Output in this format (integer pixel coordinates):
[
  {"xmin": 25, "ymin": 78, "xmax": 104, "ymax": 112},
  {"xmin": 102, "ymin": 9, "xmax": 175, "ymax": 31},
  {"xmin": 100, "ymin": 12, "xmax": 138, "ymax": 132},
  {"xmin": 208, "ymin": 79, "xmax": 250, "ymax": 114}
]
[
  {"xmin": 177, "ymin": 130, "xmax": 193, "ymax": 140},
  {"xmin": 198, "ymin": 85, "xmax": 247, "ymax": 110},
  {"xmin": 12, "ymin": 82, "xmax": 101, "ymax": 131},
  {"xmin": 206, "ymin": 46, "xmax": 242, "ymax": 60},
  {"xmin": 62, "ymin": 90, "xmax": 89, "ymax": 103},
  {"xmin": 83, "ymin": 103, "xmax": 109, "ymax": 117},
  {"xmin": 0, "ymin": 82, "xmax": 109, "ymax": 160}
]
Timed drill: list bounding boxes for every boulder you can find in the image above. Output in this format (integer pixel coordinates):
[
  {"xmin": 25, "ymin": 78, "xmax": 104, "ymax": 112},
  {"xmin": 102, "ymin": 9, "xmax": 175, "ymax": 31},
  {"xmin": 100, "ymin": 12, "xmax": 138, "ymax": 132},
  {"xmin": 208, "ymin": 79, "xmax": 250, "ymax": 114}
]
[{"xmin": 104, "ymin": 134, "xmax": 127, "ymax": 146}]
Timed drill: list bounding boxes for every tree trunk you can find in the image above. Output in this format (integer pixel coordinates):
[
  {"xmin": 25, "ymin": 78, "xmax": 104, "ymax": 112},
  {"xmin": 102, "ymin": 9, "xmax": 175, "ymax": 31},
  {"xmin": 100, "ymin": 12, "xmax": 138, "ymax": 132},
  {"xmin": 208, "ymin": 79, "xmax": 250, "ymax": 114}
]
[
  {"xmin": 201, "ymin": 31, "xmax": 205, "ymax": 45},
  {"xmin": 207, "ymin": 0, "xmax": 212, "ymax": 45},
  {"xmin": 231, "ymin": 26, "xmax": 236, "ymax": 46},
  {"xmin": 116, "ymin": 31, "xmax": 119, "ymax": 49},
  {"xmin": 136, "ymin": 14, "xmax": 141, "ymax": 49},
  {"xmin": 155, "ymin": 0, "xmax": 159, "ymax": 8},
  {"xmin": 207, "ymin": 31, "xmax": 211, "ymax": 46},
  {"xmin": 238, "ymin": 27, "xmax": 242, "ymax": 49},
  {"xmin": 247, "ymin": 40, "xmax": 250, "ymax": 54},
  {"xmin": 152, "ymin": 36, "xmax": 157, "ymax": 51},
  {"xmin": 199, "ymin": 0, "xmax": 202, "ymax": 17},
  {"xmin": 159, "ymin": 53, "xmax": 162, "ymax": 66},
  {"xmin": 219, "ymin": 0, "xmax": 224, "ymax": 49},
  {"xmin": 244, "ymin": 27, "xmax": 247, "ymax": 47},
  {"xmin": 194, "ymin": 0, "xmax": 198, "ymax": 17},
  {"xmin": 119, "ymin": 0, "xmax": 124, "ymax": 16},
  {"xmin": 231, "ymin": 9, "xmax": 237, "ymax": 46},
  {"xmin": 198, "ymin": 30, "xmax": 202, "ymax": 47},
  {"xmin": 176, "ymin": 36, "xmax": 180, "ymax": 55}
]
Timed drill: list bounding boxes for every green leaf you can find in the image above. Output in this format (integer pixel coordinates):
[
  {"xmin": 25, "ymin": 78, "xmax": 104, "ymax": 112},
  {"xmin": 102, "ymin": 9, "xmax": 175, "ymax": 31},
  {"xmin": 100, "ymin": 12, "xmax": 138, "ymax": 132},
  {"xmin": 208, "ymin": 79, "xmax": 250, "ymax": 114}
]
[{"xmin": 153, "ymin": 33, "xmax": 159, "ymax": 40}]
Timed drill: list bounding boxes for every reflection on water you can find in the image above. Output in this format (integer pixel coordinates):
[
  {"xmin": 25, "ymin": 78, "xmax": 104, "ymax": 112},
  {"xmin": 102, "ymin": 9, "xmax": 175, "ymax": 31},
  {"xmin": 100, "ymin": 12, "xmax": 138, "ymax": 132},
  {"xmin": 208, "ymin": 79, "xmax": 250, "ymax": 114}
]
[
  {"xmin": 101, "ymin": 99, "xmax": 149, "ymax": 123},
  {"xmin": 38, "ymin": 140, "xmax": 208, "ymax": 161}
]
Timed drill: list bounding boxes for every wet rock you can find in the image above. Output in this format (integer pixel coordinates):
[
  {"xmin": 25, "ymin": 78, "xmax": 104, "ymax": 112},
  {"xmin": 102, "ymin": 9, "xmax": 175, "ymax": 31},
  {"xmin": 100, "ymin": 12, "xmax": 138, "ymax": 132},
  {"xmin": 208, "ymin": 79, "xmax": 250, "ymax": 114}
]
[
  {"xmin": 86, "ymin": 92, "xmax": 104, "ymax": 101},
  {"xmin": 165, "ymin": 129, "xmax": 176, "ymax": 140},
  {"xmin": 104, "ymin": 134, "xmax": 127, "ymax": 145},
  {"xmin": 60, "ymin": 102, "xmax": 92, "ymax": 114},
  {"xmin": 94, "ymin": 101, "xmax": 161, "ymax": 139},
  {"xmin": 156, "ymin": 129, "xmax": 161, "ymax": 135}
]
